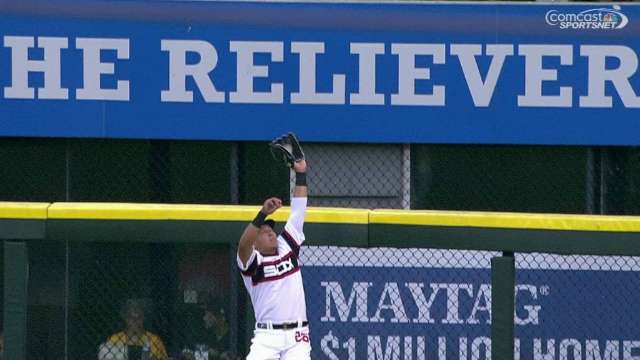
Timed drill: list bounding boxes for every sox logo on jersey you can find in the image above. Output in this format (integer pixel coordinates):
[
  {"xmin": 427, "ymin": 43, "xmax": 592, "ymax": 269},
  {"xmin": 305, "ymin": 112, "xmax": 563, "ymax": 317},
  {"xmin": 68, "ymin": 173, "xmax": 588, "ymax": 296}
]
[{"xmin": 264, "ymin": 257, "xmax": 296, "ymax": 278}]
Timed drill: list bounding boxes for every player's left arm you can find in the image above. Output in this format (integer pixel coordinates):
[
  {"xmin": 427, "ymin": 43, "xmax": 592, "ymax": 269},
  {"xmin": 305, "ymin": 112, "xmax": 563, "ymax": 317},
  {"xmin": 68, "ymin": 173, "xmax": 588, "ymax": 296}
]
[{"xmin": 285, "ymin": 159, "xmax": 307, "ymax": 245}]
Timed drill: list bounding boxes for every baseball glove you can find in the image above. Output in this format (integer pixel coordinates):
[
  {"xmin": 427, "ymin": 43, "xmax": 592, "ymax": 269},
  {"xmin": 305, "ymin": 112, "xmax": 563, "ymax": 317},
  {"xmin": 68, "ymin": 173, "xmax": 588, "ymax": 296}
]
[{"xmin": 269, "ymin": 132, "xmax": 305, "ymax": 168}]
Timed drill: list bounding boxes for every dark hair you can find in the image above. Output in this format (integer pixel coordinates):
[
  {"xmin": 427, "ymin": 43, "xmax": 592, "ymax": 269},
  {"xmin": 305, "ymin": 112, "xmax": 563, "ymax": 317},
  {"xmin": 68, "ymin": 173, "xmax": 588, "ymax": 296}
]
[{"xmin": 120, "ymin": 298, "xmax": 146, "ymax": 319}]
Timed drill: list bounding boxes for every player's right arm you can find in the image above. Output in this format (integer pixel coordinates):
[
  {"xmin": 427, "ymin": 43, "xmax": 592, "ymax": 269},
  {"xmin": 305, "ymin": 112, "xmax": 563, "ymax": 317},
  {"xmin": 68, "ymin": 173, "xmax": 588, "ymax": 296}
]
[{"xmin": 237, "ymin": 197, "xmax": 282, "ymax": 267}]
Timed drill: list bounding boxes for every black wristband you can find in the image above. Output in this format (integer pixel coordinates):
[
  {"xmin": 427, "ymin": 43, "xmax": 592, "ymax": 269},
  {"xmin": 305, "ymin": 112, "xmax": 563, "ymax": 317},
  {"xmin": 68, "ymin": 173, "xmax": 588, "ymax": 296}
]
[
  {"xmin": 252, "ymin": 211, "xmax": 267, "ymax": 227},
  {"xmin": 295, "ymin": 172, "xmax": 307, "ymax": 186}
]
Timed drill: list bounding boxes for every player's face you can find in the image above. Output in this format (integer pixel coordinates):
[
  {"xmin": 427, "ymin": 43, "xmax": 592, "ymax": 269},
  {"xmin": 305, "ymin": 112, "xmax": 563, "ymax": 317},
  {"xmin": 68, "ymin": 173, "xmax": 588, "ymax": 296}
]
[{"xmin": 256, "ymin": 225, "xmax": 277, "ymax": 254}]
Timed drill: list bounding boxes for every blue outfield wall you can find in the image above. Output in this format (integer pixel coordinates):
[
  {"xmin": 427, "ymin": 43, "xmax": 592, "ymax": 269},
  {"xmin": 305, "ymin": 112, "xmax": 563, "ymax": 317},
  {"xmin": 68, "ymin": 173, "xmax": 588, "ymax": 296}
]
[
  {"xmin": 0, "ymin": 1, "xmax": 639, "ymax": 145},
  {"xmin": 301, "ymin": 247, "xmax": 640, "ymax": 360}
]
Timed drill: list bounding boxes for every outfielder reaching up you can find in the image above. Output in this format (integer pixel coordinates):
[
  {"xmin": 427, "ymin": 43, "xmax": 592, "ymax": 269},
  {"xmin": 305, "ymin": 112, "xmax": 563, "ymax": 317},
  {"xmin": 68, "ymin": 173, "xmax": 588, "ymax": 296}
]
[{"xmin": 237, "ymin": 133, "xmax": 311, "ymax": 360}]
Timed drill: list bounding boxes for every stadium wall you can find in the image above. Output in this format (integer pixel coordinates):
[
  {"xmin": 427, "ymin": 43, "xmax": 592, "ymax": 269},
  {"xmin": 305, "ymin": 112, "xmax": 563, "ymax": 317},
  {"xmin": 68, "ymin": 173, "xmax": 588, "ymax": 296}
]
[{"xmin": 3, "ymin": 202, "xmax": 640, "ymax": 359}]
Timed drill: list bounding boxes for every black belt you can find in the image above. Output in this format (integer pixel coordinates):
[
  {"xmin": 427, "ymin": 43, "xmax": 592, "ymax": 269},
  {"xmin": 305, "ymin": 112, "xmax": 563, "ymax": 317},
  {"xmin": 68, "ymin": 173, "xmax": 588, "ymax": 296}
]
[{"xmin": 257, "ymin": 321, "xmax": 308, "ymax": 330}]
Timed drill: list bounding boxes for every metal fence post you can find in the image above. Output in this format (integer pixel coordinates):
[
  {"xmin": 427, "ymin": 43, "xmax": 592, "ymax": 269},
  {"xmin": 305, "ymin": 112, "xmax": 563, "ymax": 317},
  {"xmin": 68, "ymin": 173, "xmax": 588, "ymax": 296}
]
[
  {"xmin": 229, "ymin": 243, "xmax": 239, "ymax": 360},
  {"xmin": 491, "ymin": 252, "xmax": 515, "ymax": 360},
  {"xmin": 4, "ymin": 240, "xmax": 29, "ymax": 360}
]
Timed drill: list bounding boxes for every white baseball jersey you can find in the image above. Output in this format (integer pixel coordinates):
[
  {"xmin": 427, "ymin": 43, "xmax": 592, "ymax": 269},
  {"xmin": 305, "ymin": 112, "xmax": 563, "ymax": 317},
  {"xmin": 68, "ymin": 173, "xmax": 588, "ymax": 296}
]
[{"xmin": 237, "ymin": 197, "xmax": 308, "ymax": 324}]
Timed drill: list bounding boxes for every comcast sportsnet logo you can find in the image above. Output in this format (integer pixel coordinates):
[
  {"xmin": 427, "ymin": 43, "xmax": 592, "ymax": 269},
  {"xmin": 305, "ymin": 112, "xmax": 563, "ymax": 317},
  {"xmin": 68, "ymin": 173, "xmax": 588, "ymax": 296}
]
[{"xmin": 545, "ymin": 6, "xmax": 629, "ymax": 30}]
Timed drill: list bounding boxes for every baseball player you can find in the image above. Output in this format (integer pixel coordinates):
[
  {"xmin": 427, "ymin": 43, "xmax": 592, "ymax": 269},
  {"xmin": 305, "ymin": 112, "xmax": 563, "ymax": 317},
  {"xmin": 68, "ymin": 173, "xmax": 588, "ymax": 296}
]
[{"xmin": 237, "ymin": 133, "xmax": 311, "ymax": 360}]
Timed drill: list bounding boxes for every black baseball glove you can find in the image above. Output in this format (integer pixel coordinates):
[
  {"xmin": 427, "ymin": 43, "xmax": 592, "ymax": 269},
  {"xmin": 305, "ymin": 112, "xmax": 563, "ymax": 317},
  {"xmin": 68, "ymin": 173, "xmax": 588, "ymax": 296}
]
[{"xmin": 269, "ymin": 132, "xmax": 305, "ymax": 168}]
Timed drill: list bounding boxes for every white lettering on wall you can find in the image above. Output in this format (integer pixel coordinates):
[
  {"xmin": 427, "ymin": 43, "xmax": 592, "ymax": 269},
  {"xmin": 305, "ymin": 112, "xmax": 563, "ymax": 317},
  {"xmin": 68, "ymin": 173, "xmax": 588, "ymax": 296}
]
[
  {"xmin": 468, "ymin": 283, "xmax": 491, "ymax": 324},
  {"xmin": 368, "ymin": 336, "xmax": 400, "ymax": 360},
  {"xmin": 160, "ymin": 39, "xmax": 225, "ymax": 103},
  {"xmin": 585, "ymin": 340, "xmax": 619, "ymax": 360},
  {"xmin": 1, "ymin": 39, "xmax": 639, "ymax": 113},
  {"xmin": 391, "ymin": 43, "xmax": 445, "ymax": 106},
  {"xmin": 516, "ymin": 284, "xmax": 541, "ymax": 325},
  {"xmin": 560, "ymin": 339, "xmax": 583, "ymax": 360},
  {"xmin": 405, "ymin": 282, "xmax": 439, "ymax": 324},
  {"xmin": 350, "ymin": 42, "xmax": 385, "ymax": 105},
  {"xmin": 229, "ymin": 41, "xmax": 283, "ymax": 104},
  {"xmin": 76, "ymin": 38, "xmax": 130, "ymax": 101},
  {"xmin": 321, "ymin": 281, "xmax": 371, "ymax": 322},
  {"xmin": 534, "ymin": 339, "xmax": 555, "ymax": 360},
  {"xmin": 4, "ymin": 36, "xmax": 68, "ymax": 99},
  {"xmin": 623, "ymin": 340, "xmax": 640, "ymax": 360},
  {"xmin": 442, "ymin": 283, "xmax": 473, "ymax": 324},
  {"xmin": 518, "ymin": 44, "xmax": 573, "ymax": 107},
  {"xmin": 580, "ymin": 45, "xmax": 640, "ymax": 108},
  {"xmin": 451, "ymin": 44, "xmax": 513, "ymax": 107},
  {"xmin": 291, "ymin": 42, "xmax": 345, "ymax": 104},
  {"xmin": 369, "ymin": 282, "xmax": 409, "ymax": 323}
]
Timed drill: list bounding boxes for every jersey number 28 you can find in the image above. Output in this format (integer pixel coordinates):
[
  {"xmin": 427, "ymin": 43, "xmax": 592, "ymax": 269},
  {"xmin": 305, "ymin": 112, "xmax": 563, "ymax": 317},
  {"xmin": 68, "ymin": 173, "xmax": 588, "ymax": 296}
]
[{"xmin": 295, "ymin": 331, "xmax": 310, "ymax": 343}]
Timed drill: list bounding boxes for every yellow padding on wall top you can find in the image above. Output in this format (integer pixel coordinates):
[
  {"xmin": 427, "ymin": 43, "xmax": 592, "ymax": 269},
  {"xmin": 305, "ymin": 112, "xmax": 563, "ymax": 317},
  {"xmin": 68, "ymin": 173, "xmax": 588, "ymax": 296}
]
[
  {"xmin": 47, "ymin": 202, "xmax": 369, "ymax": 224},
  {"xmin": 370, "ymin": 209, "xmax": 640, "ymax": 232},
  {"xmin": 0, "ymin": 202, "xmax": 50, "ymax": 219},
  {"xmin": 3, "ymin": 202, "xmax": 640, "ymax": 232}
]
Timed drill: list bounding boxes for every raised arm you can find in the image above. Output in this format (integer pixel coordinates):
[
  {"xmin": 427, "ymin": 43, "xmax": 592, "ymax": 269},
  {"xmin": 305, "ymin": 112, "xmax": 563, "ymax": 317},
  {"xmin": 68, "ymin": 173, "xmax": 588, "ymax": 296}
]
[
  {"xmin": 293, "ymin": 159, "xmax": 307, "ymax": 198},
  {"xmin": 238, "ymin": 197, "xmax": 282, "ymax": 266},
  {"xmin": 287, "ymin": 159, "xmax": 308, "ymax": 237}
]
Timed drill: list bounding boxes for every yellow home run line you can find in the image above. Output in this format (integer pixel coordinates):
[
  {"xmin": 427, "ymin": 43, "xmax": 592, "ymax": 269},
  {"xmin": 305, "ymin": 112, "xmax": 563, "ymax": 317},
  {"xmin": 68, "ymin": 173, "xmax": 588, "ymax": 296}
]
[
  {"xmin": 46, "ymin": 202, "xmax": 369, "ymax": 224},
  {"xmin": 2, "ymin": 202, "xmax": 640, "ymax": 232},
  {"xmin": 0, "ymin": 202, "xmax": 50, "ymax": 219},
  {"xmin": 370, "ymin": 209, "xmax": 640, "ymax": 232}
]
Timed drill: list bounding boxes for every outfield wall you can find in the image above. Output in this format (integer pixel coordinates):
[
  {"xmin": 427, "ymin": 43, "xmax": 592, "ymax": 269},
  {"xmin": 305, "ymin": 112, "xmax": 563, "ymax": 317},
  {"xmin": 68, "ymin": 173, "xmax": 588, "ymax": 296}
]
[{"xmin": 2, "ymin": 202, "xmax": 640, "ymax": 359}]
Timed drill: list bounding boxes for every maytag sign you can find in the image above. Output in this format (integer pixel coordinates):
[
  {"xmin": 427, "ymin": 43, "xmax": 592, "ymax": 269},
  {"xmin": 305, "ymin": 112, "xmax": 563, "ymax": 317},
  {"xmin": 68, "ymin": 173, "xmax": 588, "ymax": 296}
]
[
  {"xmin": 0, "ymin": 2, "xmax": 639, "ymax": 144},
  {"xmin": 301, "ymin": 247, "xmax": 640, "ymax": 360}
]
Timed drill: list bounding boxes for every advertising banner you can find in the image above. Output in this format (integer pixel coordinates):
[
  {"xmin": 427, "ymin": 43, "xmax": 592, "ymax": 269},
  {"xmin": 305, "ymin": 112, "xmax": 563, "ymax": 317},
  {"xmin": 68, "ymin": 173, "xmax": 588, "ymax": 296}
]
[
  {"xmin": 301, "ymin": 247, "xmax": 640, "ymax": 359},
  {"xmin": 1, "ymin": 2, "xmax": 639, "ymax": 144}
]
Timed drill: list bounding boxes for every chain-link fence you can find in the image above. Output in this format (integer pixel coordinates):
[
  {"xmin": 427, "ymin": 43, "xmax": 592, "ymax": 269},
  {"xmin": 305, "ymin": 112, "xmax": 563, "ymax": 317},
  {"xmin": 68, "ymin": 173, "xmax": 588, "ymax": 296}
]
[
  {"xmin": 21, "ymin": 235, "xmax": 640, "ymax": 360},
  {"xmin": 27, "ymin": 240, "xmax": 239, "ymax": 360},
  {"xmin": 3, "ymin": 137, "xmax": 640, "ymax": 359},
  {"xmin": 514, "ymin": 253, "xmax": 640, "ymax": 359},
  {"xmin": 301, "ymin": 246, "xmax": 496, "ymax": 359},
  {"xmin": 2, "ymin": 138, "xmax": 640, "ymax": 215}
]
